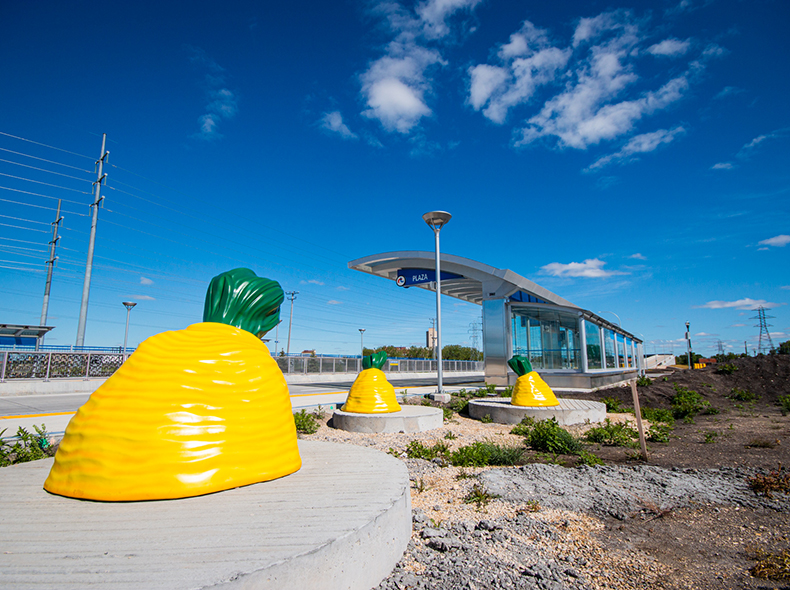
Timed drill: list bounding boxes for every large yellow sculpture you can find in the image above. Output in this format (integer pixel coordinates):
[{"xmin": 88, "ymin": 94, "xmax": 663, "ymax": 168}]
[
  {"xmin": 341, "ymin": 351, "xmax": 401, "ymax": 413},
  {"xmin": 509, "ymin": 356, "xmax": 560, "ymax": 407},
  {"xmin": 44, "ymin": 269, "xmax": 301, "ymax": 502}
]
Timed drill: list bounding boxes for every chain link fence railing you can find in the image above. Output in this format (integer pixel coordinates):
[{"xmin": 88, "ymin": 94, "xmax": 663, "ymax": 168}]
[{"xmin": 0, "ymin": 351, "xmax": 483, "ymax": 382}]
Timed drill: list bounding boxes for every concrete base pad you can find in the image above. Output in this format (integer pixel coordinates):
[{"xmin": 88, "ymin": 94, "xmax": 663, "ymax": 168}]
[
  {"xmin": 468, "ymin": 397, "xmax": 606, "ymax": 426},
  {"xmin": 0, "ymin": 441, "xmax": 410, "ymax": 590},
  {"xmin": 333, "ymin": 405, "xmax": 444, "ymax": 433}
]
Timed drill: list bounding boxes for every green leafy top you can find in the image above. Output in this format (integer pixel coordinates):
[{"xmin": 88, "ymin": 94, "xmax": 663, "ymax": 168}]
[
  {"xmin": 362, "ymin": 351, "xmax": 388, "ymax": 370},
  {"xmin": 203, "ymin": 268, "xmax": 284, "ymax": 337},
  {"xmin": 507, "ymin": 355, "xmax": 532, "ymax": 377}
]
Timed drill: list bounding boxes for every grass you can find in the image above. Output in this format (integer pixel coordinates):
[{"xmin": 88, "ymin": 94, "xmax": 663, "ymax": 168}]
[
  {"xmin": 1, "ymin": 425, "xmax": 55, "ymax": 467},
  {"xmin": 293, "ymin": 410, "xmax": 320, "ymax": 434},
  {"xmin": 464, "ymin": 483, "xmax": 499, "ymax": 510},
  {"xmin": 778, "ymin": 395, "xmax": 790, "ymax": 416},
  {"xmin": 449, "ymin": 441, "xmax": 524, "ymax": 467}
]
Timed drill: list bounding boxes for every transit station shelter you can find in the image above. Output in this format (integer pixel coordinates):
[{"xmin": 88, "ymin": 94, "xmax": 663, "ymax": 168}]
[
  {"xmin": 349, "ymin": 252, "xmax": 643, "ymax": 389},
  {"xmin": 0, "ymin": 324, "xmax": 54, "ymax": 351}
]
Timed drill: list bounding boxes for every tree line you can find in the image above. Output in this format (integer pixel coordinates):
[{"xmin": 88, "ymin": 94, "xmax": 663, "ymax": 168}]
[{"xmin": 362, "ymin": 344, "xmax": 482, "ymax": 361}]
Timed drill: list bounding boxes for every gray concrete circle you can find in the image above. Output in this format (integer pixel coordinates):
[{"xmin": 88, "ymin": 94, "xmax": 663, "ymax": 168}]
[
  {"xmin": 468, "ymin": 397, "xmax": 606, "ymax": 426},
  {"xmin": 0, "ymin": 440, "xmax": 411, "ymax": 590},
  {"xmin": 332, "ymin": 405, "xmax": 444, "ymax": 433}
]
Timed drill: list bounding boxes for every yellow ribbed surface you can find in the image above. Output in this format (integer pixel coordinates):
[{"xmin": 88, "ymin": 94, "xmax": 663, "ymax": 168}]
[
  {"xmin": 341, "ymin": 368, "xmax": 401, "ymax": 414},
  {"xmin": 511, "ymin": 371, "xmax": 560, "ymax": 407},
  {"xmin": 44, "ymin": 322, "xmax": 301, "ymax": 501}
]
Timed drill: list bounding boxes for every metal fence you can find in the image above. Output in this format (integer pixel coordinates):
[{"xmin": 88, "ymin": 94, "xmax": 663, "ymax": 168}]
[{"xmin": 0, "ymin": 351, "xmax": 484, "ymax": 382}]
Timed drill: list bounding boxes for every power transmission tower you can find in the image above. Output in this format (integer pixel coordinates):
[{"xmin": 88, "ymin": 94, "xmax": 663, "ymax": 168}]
[
  {"xmin": 38, "ymin": 199, "xmax": 63, "ymax": 348},
  {"xmin": 285, "ymin": 291, "xmax": 299, "ymax": 356},
  {"xmin": 468, "ymin": 320, "xmax": 482, "ymax": 360},
  {"xmin": 76, "ymin": 134, "xmax": 109, "ymax": 347},
  {"xmin": 752, "ymin": 306, "xmax": 775, "ymax": 354},
  {"xmin": 716, "ymin": 340, "xmax": 725, "ymax": 355}
]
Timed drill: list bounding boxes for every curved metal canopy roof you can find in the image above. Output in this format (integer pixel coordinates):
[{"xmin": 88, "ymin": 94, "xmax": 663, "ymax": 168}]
[{"xmin": 348, "ymin": 251, "xmax": 640, "ymax": 342}]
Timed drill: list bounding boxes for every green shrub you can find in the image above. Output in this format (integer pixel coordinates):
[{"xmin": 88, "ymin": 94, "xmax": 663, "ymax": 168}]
[
  {"xmin": 405, "ymin": 440, "xmax": 450, "ymax": 461},
  {"xmin": 527, "ymin": 418, "xmax": 582, "ymax": 455},
  {"xmin": 293, "ymin": 410, "xmax": 319, "ymax": 434},
  {"xmin": 641, "ymin": 407, "xmax": 675, "ymax": 426},
  {"xmin": 646, "ymin": 424, "xmax": 672, "ymax": 443},
  {"xmin": 602, "ymin": 397, "xmax": 627, "ymax": 413},
  {"xmin": 501, "ymin": 385, "xmax": 514, "ymax": 398},
  {"xmin": 716, "ymin": 363, "xmax": 739, "ymax": 375},
  {"xmin": 584, "ymin": 419, "xmax": 638, "ymax": 447},
  {"xmin": 729, "ymin": 387, "xmax": 759, "ymax": 402},
  {"xmin": 442, "ymin": 408, "xmax": 454, "ymax": 421},
  {"xmin": 777, "ymin": 395, "xmax": 790, "ymax": 416},
  {"xmin": 510, "ymin": 416, "xmax": 536, "ymax": 437},
  {"xmin": 480, "ymin": 414, "xmax": 493, "ymax": 424},
  {"xmin": 576, "ymin": 450, "xmax": 604, "ymax": 466},
  {"xmin": 636, "ymin": 375, "xmax": 652, "ymax": 387},
  {"xmin": 0, "ymin": 425, "xmax": 53, "ymax": 467},
  {"xmin": 671, "ymin": 384, "xmax": 715, "ymax": 419},
  {"xmin": 450, "ymin": 398, "xmax": 470, "ymax": 414}
]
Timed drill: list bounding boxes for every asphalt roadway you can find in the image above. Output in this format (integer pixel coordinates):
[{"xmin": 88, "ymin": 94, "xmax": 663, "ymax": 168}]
[{"xmin": 0, "ymin": 376, "xmax": 483, "ymax": 439}]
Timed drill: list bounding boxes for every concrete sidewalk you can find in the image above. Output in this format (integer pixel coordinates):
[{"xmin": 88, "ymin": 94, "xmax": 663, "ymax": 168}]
[{"xmin": 0, "ymin": 440, "xmax": 411, "ymax": 590}]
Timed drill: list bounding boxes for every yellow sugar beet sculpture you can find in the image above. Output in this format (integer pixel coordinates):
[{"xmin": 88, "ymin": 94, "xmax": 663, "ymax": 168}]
[
  {"xmin": 508, "ymin": 355, "xmax": 560, "ymax": 407},
  {"xmin": 44, "ymin": 268, "xmax": 301, "ymax": 502},
  {"xmin": 341, "ymin": 351, "xmax": 401, "ymax": 413}
]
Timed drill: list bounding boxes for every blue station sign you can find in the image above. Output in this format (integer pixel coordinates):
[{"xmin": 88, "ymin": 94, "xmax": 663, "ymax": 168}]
[{"xmin": 396, "ymin": 268, "xmax": 462, "ymax": 287}]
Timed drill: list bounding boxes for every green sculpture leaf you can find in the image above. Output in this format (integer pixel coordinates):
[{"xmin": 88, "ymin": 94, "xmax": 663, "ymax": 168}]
[
  {"xmin": 362, "ymin": 351, "xmax": 388, "ymax": 370},
  {"xmin": 203, "ymin": 268, "xmax": 284, "ymax": 337},
  {"xmin": 507, "ymin": 355, "xmax": 532, "ymax": 377}
]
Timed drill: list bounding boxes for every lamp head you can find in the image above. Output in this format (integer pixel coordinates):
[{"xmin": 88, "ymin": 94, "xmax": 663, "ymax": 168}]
[
  {"xmin": 123, "ymin": 301, "xmax": 137, "ymax": 310},
  {"xmin": 422, "ymin": 210, "xmax": 452, "ymax": 230}
]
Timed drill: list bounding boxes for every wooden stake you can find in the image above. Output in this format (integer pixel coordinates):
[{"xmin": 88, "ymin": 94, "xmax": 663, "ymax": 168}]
[{"xmin": 630, "ymin": 379, "xmax": 648, "ymax": 460}]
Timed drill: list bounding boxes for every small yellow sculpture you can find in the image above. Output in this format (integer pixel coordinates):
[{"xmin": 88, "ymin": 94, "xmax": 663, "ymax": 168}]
[
  {"xmin": 341, "ymin": 351, "xmax": 401, "ymax": 413},
  {"xmin": 44, "ymin": 269, "xmax": 301, "ymax": 502},
  {"xmin": 509, "ymin": 355, "xmax": 560, "ymax": 407}
]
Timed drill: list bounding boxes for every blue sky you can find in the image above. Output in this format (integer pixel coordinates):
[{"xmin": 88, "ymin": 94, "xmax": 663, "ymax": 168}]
[{"xmin": 0, "ymin": 0, "xmax": 788, "ymax": 357}]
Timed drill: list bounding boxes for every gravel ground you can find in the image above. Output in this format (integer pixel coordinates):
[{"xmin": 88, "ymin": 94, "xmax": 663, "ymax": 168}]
[{"xmin": 302, "ymin": 397, "xmax": 790, "ymax": 590}]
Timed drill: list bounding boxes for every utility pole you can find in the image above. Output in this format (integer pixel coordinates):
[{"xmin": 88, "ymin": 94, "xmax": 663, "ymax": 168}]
[
  {"xmin": 285, "ymin": 291, "xmax": 298, "ymax": 356},
  {"xmin": 75, "ymin": 134, "xmax": 108, "ymax": 347},
  {"xmin": 359, "ymin": 328, "xmax": 365, "ymax": 358},
  {"xmin": 685, "ymin": 321, "xmax": 693, "ymax": 370},
  {"xmin": 38, "ymin": 199, "xmax": 63, "ymax": 349}
]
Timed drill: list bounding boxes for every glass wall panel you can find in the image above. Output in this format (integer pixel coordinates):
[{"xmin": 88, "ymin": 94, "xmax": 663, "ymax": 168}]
[
  {"xmin": 616, "ymin": 333, "xmax": 626, "ymax": 368},
  {"xmin": 604, "ymin": 329, "xmax": 616, "ymax": 369},
  {"xmin": 625, "ymin": 338, "xmax": 633, "ymax": 368},
  {"xmin": 511, "ymin": 307, "xmax": 580, "ymax": 370},
  {"xmin": 584, "ymin": 320, "xmax": 602, "ymax": 369}
]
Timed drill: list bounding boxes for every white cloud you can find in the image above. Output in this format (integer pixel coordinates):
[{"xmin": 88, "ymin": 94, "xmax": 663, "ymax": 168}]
[
  {"xmin": 736, "ymin": 129, "xmax": 788, "ymax": 160},
  {"xmin": 585, "ymin": 126, "xmax": 684, "ymax": 171},
  {"xmin": 711, "ymin": 162, "xmax": 734, "ymax": 170},
  {"xmin": 629, "ymin": 253, "xmax": 647, "ymax": 260},
  {"xmin": 336, "ymin": 286, "xmax": 350, "ymax": 291},
  {"xmin": 694, "ymin": 332, "xmax": 714, "ymax": 336},
  {"xmin": 140, "ymin": 277, "xmax": 154, "ymax": 285},
  {"xmin": 695, "ymin": 298, "xmax": 782, "ymax": 310},
  {"xmin": 758, "ymin": 235, "xmax": 790, "ymax": 247},
  {"xmin": 320, "ymin": 111, "xmax": 358, "ymax": 139},
  {"xmin": 729, "ymin": 323, "xmax": 746, "ymax": 327},
  {"xmin": 133, "ymin": 295, "xmax": 156, "ymax": 301},
  {"xmin": 360, "ymin": 0, "xmax": 481, "ymax": 134},
  {"xmin": 540, "ymin": 258, "xmax": 625, "ymax": 278},
  {"xmin": 187, "ymin": 47, "xmax": 238, "ymax": 141},
  {"xmin": 300, "ymin": 279, "xmax": 326, "ymax": 285},
  {"xmin": 713, "ymin": 86, "xmax": 743, "ymax": 100},
  {"xmin": 647, "ymin": 38, "xmax": 690, "ymax": 56},
  {"xmin": 781, "ymin": 286, "xmax": 790, "ymax": 291},
  {"xmin": 327, "ymin": 300, "xmax": 342, "ymax": 305}
]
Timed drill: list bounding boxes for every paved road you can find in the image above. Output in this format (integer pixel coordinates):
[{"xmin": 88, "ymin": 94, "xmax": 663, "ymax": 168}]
[{"xmin": 0, "ymin": 377, "xmax": 483, "ymax": 439}]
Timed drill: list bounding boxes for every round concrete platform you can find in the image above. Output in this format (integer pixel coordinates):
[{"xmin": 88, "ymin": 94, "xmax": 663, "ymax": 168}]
[
  {"xmin": 468, "ymin": 397, "xmax": 606, "ymax": 426},
  {"xmin": 332, "ymin": 405, "xmax": 444, "ymax": 433},
  {"xmin": 0, "ymin": 440, "xmax": 410, "ymax": 590}
]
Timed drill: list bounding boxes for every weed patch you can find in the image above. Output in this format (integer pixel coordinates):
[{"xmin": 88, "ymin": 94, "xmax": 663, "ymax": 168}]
[
  {"xmin": 716, "ymin": 363, "xmax": 739, "ymax": 375},
  {"xmin": 584, "ymin": 419, "xmax": 639, "ymax": 447},
  {"xmin": 778, "ymin": 395, "xmax": 790, "ymax": 416},
  {"xmin": 729, "ymin": 387, "xmax": 759, "ymax": 402},
  {"xmin": 641, "ymin": 407, "xmax": 675, "ymax": 426},
  {"xmin": 293, "ymin": 410, "xmax": 320, "ymax": 434},
  {"xmin": 602, "ymin": 397, "xmax": 627, "ymax": 413},
  {"xmin": 449, "ymin": 441, "xmax": 524, "ymax": 467},
  {"xmin": 527, "ymin": 418, "xmax": 582, "ymax": 455},
  {"xmin": 464, "ymin": 483, "xmax": 499, "ymax": 510},
  {"xmin": 750, "ymin": 548, "xmax": 790, "ymax": 581},
  {"xmin": 636, "ymin": 374, "xmax": 652, "ymax": 387},
  {"xmin": 671, "ymin": 384, "xmax": 717, "ymax": 419},
  {"xmin": 747, "ymin": 465, "xmax": 790, "ymax": 498},
  {"xmin": 0, "ymin": 425, "xmax": 53, "ymax": 467}
]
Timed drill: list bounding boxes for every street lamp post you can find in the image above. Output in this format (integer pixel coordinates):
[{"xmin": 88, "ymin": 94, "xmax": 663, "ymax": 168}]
[
  {"xmin": 122, "ymin": 301, "xmax": 137, "ymax": 359},
  {"xmin": 423, "ymin": 210, "xmax": 452, "ymax": 396},
  {"xmin": 685, "ymin": 321, "xmax": 693, "ymax": 370},
  {"xmin": 359, "ymin": 328, "xmax": 365, "ymax": 358},
  {"xmin": 597, "ymin": 310, "xmax": 621, "ymax": 326}
]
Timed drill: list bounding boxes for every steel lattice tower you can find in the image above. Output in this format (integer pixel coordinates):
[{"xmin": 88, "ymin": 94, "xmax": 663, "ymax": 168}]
[{"xmin": 751, "ymin": 306, "xmax": 775, "ymax": 354}]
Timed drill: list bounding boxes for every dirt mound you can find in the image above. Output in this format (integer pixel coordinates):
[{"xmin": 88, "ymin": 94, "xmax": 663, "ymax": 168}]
[{"xmin": 596, "ymin": 354, "xmax": 790, "ymax": 413}]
